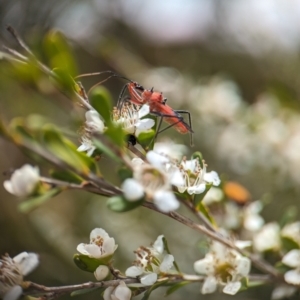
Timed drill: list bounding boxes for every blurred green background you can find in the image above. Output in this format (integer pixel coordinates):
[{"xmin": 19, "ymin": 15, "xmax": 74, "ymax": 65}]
[{"xmin": 1, "ymin": 1, "xmax": 300, "ymax": 299}]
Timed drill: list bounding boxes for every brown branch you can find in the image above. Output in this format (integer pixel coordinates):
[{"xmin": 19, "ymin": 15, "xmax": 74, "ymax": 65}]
[
  {"xmin": 142, "ymin": 201, "xmax": 282, "ymax": 280},
  {"xmin": 24, "ymin": 279, "xmax": 138, "ymax": 298}
]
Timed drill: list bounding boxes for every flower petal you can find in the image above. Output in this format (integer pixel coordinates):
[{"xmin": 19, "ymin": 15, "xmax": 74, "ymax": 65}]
[
  {"xmin": 194, "ymin": 255, "xmax": 214, "ymax": 275},
  {"xmin": 223, "ymin": 281, "xmax": 241, "ymax": 295},
  {"xmin": 282, "ymin": 249, "xmax": 300, "ymax": 268},
  {"xmin": 140, "ymin": 273, "xmax": 157, "ymax": 286},
  {"xmin": 204, "ymin": 171, "xmax": 220, "ymax": 186},
  {"xmin": 271, "ymin": 284, "xmax": 297, "ymax": 300},
  {"xmin": 14, "ymin": 252, "xmax": 39, "ymax": 276},
  {"xmin": 114, "ymin": 281, "xmax": 132, "ymax": 300},
  {"xmin": 125, "ymin": 266, "xmax": 143, "ymax": 277},
  {"xmin": 94, "ymin": 265, "xmax": 109, "ymax": 281},
  {"xmin": 153, "ymin": 190, "xmax": 179, "ymax": 212},
  {"xmin": 153, "ymin": 235, "xmax": 164, "ymax": 254},
  {"xmin": 235, "ymin": 256, "xmax": 251, "ymax": 276},
  {"xmin": 122, "ymin": 179, "xmax": 144, "ymax": 201},
  {"xmin": 160, "ymin": 254, "xmax": 174, "ymax": 272},
  {"xmin": 201, "ymin": 276, "xmax": 218, "ymax": 294},
  {"xmin": 284, "ymin": 269, "xmax": 300, "ymax": 285},
  {"xmin": 138, "ymin": 104, "xmax": 150, "ymax": 118},
  {"xmin": 3, "ymin": 286, "xmax": 22, "ymax": 300},
  {"xmin": 146, "ymin": 151, "xmax": 169, "ymax": 169}
]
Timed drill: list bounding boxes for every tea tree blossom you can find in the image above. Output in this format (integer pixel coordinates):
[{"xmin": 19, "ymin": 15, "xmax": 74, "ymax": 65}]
[
  {"xmin": 3, "ymin": 165, "xmax": 40, "ymax": 197},
  {"xmin": 281, "ymin": 221, "xmax": 300, "ymax": 247},
  {"xmin": 177, "ymin": 157, "xmax": 220, "ymax": 195},
  {"xmin": 253, "ymin": 222, "xmax": 281, "ymax": 252},
  {"xmin": 122, "ymin": 151, "xmax": 184, "ymax": 212},
  {"xmin": 103, "ymin": 281, "xmax": 132, "ymax": 300},
  {"xmin": 125, "ymin": 235, "xmax": 176, "ymax": 286},
  {"xmin": 282, "ymin": 249, "xmax": 300, "ymax": 285},
  {"xmin": 77, "ymin": 228, "xmax": 117, "ymax": 260},
  {"xmin": 112, "ymin": 103, "xmax": 155, "ymax": 137},
  {"xmin": 243, "ymin": 201, "xmax": 265, "ymax": 232},
  {"xmin": 0, "ymin": 252, "xmax": 39, "ymax": 300},
  {"xmin": 77, "ymin": 110, "xmax": 105, "ymax": 156},
  {"xmin": 194, "ymin": 240, "xmax": 251, "ymax": 295}
]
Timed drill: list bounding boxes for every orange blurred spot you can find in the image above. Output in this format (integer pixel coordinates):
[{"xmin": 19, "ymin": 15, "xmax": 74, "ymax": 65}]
[{"xmin": 223, "ymin": 181, "xmax": 251, "ymax": 204}]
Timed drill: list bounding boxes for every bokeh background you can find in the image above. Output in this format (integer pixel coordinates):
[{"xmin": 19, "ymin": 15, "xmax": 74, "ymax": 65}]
[{"xmin": 1, "ymin": 1, "xmax": 300, "ymax": 299}]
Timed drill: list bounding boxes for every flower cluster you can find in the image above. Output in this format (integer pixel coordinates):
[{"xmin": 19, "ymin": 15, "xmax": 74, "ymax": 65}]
[{"xmin": 122, "ymin": 151, "xmax": 184, "ymax": 212}]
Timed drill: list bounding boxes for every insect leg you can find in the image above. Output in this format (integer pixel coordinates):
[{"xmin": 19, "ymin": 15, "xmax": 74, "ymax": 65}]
[{"xmin": 173, "ymin": 110, "xmax": 193, "ymax": 146}]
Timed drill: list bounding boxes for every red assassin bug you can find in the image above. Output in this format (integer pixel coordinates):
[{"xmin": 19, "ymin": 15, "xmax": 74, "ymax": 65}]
[{"xmin": 76, "ymin": 71, "xmax": 194, "ymax": 146}]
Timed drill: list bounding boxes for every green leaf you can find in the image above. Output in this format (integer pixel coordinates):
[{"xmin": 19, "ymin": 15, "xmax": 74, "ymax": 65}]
[
  {"xmin": 12, "ymin": 61, "xmax": 42, "ymax": 84},
  {"xmin": 42, "ymin": 126, "xmax": 98, "ymax": 174},
  {"xmin": 162, "ymin": 237, "xmax": 180, "ymax": 273},
  {"xmin": 92, "ymin": 138, "xmax": 122, "ymax": 162},
  {"xmin": 71, "ymin": 287, "xmax": 102, "ymax": 297},
  {"xmin": 73, "ymin": 253, "xmax": 112, "ymax": 273},
  {"xmin": 52, "ymin": 68, "xmax": 77, "ymax": 95},
  {"xmin": 137, "ymin": 130, "xmax": 155, "ymax": 150},
  {"xmin": 89, "ymin": 87, "xmax": 113, "ymax": 125},
  {"xmin": 141, "ymin": 280, "xmax": 169, "ymax": 300},
  {"xmin": 49, "ymin": 169, "xmax": 84, "ymax": 184},
  {"xmin": 107, "ymin": 196, "xmax": 143, "ymax": 212},
  {"xmin": 9, "ymin": 118, "xmax": 37, "ymax": 144},
  {"xmin": 281, "ymin": 237, "xmax": 300, "ymax": 251},
  {"xmin": 44, "ymin": 30, "xmax": 77, "ymax": 76},
  {"xmin": 18, "ymin": 188, "xmax": 61, "ymax": 213},
  {"xmin": 165, "ymin": 281, "xmax": 191, "ymax": 296},
  {"xmin": 118, "ymin": 167, "xmax": 133, "ymax": 181},
  {"xmin": 196, "ymin": 202, "xmax": 217, "ymax": 228},
  {"xmin": 194, "ymin": 183, "xmax": 212, "ymax": 208},
  {"xmin": 104, "ymin": 125, "xmax": 126, "ymax": 148},
  {"xmin": 279, "ymin": 206, "xmax": 298, "ymax": 228}
]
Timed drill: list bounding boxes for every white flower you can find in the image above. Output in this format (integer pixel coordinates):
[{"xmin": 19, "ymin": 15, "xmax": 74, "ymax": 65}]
[
  {"xmin": 253, "ymin": 222, "xmax": 281, "ymax": 252},
  {"xmin": 282, "ymin": 249, "xmax": 300, "ymax": 285},
  {"xmin": 77, "ymin": 228, "xmax": 118, "ymax": 260},
  {"xmin": 177, "ymin": 157, "xmax": 220, "ymax": 195},
  {"xmin": 103, "ymin": 281, "xmax": 132, "ymax": 300},
  {"xmin": 122, "ymin": 151, "xmax": 184, "ymax": 212},
  {"xmin": 125, "ymin": 235, "xmax": 176, "ymax": 286},
  {"xmin": 3, "ymin": 165, "xmax": 40, "ymax": 197},
  {"xmin": 77, "ymin": 135, "xmax": 96, "ymax": 157},
  {"xmin": 281, "ymin": 222, "xmax": 300, "ymax": 247},
  {"xmin": 113, "ymin": 104, "xmax": 154, "ymax": 137},
  {"xmin": 77, "ymin": 110, "xmax": 105, "ymax": 156},
  {"xmin": 0, "ymin": 252, "xmax": 39, "ymax": 300},
  {"xmin": 194, "ymin": 240, "xmax": 251, "ymax": 295},
  {"xmin": 85, "ymin": 110, "xmax": 105, "ymax": 133},
  {"xmin": 243, "ymin": 201, "xmax": 264, "ymax": 232}
]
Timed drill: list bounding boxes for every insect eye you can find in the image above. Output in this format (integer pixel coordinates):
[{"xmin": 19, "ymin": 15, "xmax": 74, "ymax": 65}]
[{"xmin": 162, "ymin": 97, "xmax": 167, "ymax": 104}]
